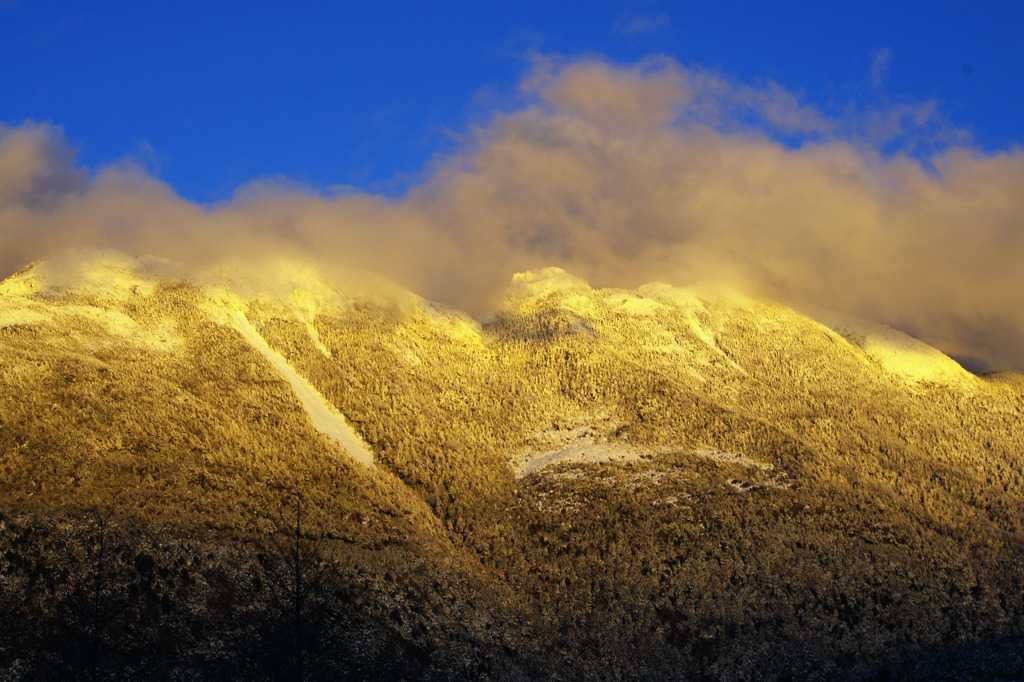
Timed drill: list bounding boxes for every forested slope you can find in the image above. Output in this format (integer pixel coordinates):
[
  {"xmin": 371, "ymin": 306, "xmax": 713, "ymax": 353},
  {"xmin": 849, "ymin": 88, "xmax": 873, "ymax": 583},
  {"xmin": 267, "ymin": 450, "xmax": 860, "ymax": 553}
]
[{"xmin": 2, "ymin": 252, "xmax": 1022, "ymax": 679}]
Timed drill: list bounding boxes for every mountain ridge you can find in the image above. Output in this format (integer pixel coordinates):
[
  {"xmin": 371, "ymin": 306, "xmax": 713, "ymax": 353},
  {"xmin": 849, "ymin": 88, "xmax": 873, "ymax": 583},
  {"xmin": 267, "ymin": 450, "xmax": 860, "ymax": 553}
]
[{"xmin": 2, "ymin": 250, "xmax": 1023, "ymax": 679}]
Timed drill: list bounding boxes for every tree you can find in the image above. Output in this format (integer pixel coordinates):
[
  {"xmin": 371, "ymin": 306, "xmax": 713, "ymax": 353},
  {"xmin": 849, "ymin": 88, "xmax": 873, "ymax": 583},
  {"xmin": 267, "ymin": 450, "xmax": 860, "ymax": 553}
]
[
  {"xmin": 250, "ymin": 493, "xmax": 347, "ymax": 681},
  {"xmin": 2, "ymin": 513, "xmax": 184, "ymax": 681}
]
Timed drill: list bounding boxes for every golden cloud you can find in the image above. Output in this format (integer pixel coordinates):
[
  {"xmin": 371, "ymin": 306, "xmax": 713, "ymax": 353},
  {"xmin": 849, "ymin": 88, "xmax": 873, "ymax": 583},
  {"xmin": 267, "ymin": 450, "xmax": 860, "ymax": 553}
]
[{"xmin": 2, "ymin": 57, "xmax": 1022, "ymax": 370}]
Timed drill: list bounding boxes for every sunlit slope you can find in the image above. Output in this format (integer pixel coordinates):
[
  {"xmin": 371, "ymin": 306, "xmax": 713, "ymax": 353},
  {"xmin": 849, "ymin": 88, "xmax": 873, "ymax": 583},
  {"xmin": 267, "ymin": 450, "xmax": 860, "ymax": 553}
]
[
  {"xmin": 0, "ymin": 252, "xmax": 437, "ymax": 544},
  {"xmin": 3, "ymin": 252, "xmax": 1024, "ymax": 678},
  {"xmin": 489, "ymin": 268, "xmax": 1017, "ymax": 474},
  {"xmin": 479, "ymin": 268, "xmax": 1024, "ymax": 678},
  {"xmin": 0, "ymin": 251, "xmax": 545, "ymax": 679},
  {"xmin": 493, "ymin": 269, "xmax": 1022, "ymax": 531},
  {"xmin": 4, "ymin": 254, "xmax": 1020, "ymax": 534}
]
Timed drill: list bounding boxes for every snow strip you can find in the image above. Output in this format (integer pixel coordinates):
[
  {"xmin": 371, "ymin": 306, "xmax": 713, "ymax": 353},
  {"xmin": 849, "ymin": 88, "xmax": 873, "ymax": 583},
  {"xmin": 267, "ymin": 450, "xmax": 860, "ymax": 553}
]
[
  {"xmin": 231, "ymin": 312, "xmax": 374, "ymax": 466},
  {"xmin": 515, "ymin": 428, "xmax": 649, "ymax": 478}
]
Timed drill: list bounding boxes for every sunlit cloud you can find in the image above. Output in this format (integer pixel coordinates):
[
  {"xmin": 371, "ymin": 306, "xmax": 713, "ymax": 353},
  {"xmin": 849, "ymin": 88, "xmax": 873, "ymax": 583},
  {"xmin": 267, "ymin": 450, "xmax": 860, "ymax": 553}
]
[
  {"xmin": 2, "ymin": 55, "xmax": 1022, "ymax": 371},
  {"xmin": 0, "ymin": 121, "xmax": 85, "ymax": 208}
]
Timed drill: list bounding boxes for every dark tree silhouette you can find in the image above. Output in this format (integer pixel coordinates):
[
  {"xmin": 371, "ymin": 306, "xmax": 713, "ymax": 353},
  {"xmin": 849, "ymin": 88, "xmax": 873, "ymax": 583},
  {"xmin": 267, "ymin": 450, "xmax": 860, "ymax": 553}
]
[
  {"xmin": 251, "ymin": 492, "xmax": 350, "ymax": 681},
  {"xmin": 55, "ymin": 514, "xmax": 169, "ymax": 681},
  {"xmin": 0, "ymin": 513, "xmax": 188, "ymax": 681},
  {"xmin": 0, "ymin": 514, "xmax": 32, "ymax": 679}
]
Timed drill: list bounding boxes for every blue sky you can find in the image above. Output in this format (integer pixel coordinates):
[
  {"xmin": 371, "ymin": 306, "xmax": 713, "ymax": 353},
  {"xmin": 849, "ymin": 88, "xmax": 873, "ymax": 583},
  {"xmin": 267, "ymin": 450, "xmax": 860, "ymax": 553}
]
[{"xmin": 3, "ymin": 1, "xmax": 1022, "ymax": 202}]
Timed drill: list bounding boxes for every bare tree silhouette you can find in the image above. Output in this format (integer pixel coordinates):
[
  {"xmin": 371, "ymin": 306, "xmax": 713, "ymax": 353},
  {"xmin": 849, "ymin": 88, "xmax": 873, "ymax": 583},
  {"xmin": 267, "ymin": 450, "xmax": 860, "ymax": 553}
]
[
  {"xmin": 0, "ymin": 512, "xmax": 186, "ymax": 681},
  {"xmin": 252, "ymin": 492, "xmax": 349, "ymax": 681}
]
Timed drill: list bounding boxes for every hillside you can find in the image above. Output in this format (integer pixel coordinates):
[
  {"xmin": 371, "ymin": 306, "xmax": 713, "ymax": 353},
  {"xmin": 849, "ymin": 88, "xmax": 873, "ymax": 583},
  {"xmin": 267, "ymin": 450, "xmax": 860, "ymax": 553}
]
[{"xmin": 2, "ymin": 250, "xmax": 1023, "ymax": 680}]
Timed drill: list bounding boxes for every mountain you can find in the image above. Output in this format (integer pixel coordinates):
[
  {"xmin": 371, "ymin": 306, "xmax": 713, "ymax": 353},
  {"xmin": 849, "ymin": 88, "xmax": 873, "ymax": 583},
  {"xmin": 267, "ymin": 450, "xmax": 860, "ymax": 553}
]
[{"xmin": 1, "ymin": 250, "xmax": 1023, "ymax": 680}]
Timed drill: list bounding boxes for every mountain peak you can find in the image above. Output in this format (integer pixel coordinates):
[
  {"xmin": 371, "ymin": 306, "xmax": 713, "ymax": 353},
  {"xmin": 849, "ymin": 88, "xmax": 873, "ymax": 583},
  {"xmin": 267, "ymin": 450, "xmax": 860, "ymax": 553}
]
[
  {"xmin": 0, "ymin": 248, "xmax": 178, "ymax": 301},
  {"xmin": 504, "ymin": 267, "xmax": 592, "ymax": 302}
]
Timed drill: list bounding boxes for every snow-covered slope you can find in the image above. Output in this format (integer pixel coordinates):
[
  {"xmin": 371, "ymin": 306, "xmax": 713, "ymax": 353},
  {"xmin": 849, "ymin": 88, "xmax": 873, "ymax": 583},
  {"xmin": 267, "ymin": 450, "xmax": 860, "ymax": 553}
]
[
  {"xmin": 805, "ymin": 305, "xmax": 976, "ymax": 386},
  {"xmin": 3, "ymin": 251, "xmax": 1024, "ymax": 680},
  {"xmin": 491, "ymin": 267, "xmax": 994, "ymax": 477},
  {"xmin": 1, "ymin": 249, "xmax": 380, "ymax": 466}
]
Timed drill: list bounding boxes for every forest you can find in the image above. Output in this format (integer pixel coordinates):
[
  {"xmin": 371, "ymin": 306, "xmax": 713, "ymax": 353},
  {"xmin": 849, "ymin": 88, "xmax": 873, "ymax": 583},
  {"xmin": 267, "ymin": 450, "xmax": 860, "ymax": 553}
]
[{"xmin": 2, "ymin": 258, "xmax": 1023, "ymax": 679}]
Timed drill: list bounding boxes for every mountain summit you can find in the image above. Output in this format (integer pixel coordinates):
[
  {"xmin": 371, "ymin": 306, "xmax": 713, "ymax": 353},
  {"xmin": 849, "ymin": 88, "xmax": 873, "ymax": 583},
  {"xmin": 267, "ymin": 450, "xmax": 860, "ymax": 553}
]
[{"xmin": 2, "ymin": 251, "xmax": 1022, "ymax": 679}]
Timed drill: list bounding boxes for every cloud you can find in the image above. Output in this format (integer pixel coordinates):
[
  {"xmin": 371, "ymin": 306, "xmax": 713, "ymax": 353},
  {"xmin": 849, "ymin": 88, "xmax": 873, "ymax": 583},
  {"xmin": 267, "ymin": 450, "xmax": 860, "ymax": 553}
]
[
  {"xmin": 2, "ymin": 56, "xmax": 1023, "ymax": 371},
  {"xmin": 613, "ymin": 12, "xmax": 671, "ymax": 36},
  {"xmin": 523, "ymin": 56, "xmax": 694, "ymax": 132},
  {"xmin": 870, "ymin": 47, "xmax": 892, "ymax": 91},
  {"xmin": 0, "ymin": 122, "xmax": 86, "ymax": 209},
  {"xmin": 730, "ymin": 81, "xmax": 833, "ymax": 136}
]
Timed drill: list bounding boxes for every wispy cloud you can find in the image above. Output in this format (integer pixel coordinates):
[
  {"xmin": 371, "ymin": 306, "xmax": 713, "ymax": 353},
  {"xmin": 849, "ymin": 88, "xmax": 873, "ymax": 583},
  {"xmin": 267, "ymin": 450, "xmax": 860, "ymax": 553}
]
[
  {"xmin": 870, "ymin": 47, "xmax": 892, "ymax": 91},
  {"xmin": 613, "ymin": 12, "xmax": 671, "ymax": 36},
  {"xmin": 3, "ymin": 56, "xmax": 1023, "ymax": 371}
]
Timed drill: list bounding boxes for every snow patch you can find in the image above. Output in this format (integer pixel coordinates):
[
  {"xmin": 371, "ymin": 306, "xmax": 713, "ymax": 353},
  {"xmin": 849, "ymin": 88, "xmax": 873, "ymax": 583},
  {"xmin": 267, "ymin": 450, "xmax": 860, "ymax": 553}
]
[
  {"xmin": 227, "ymin": 311, "xmax": 374, "ymax": 467},
  {"xmin": 805, "ymin": 307, "xmax": 976, "ymax": 387},
  {"xmin": 635, "ymin": 283, "xmax": 747, "ymax": 373},
  {"xmin": 0, "ymin": 305, "xmax": 49, "ymax": 329},
  {"xmin": 602, "ymin": 290, "xmax": 663, "ymax": 316},
  {"xmin": 514, "ymin": 420, "xmax": 650, "ymax": 478},
  {"xmin": 694, "ymin": 449, "xmax": 792, "ymax": 492},
  {"xmin": 516, "ymin": 440, "xmax": 648, "ymax": 478},
  {"xmin": 696, "ymin": 448, "xmax": 773, "ymax": 471},
  {"xmin": 505, "ymin": 268, "xmax": 592, "ymax": 304},
  {"xmin": 0, "ymin": 265, "xmax": 182, "ymax": 352}
]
